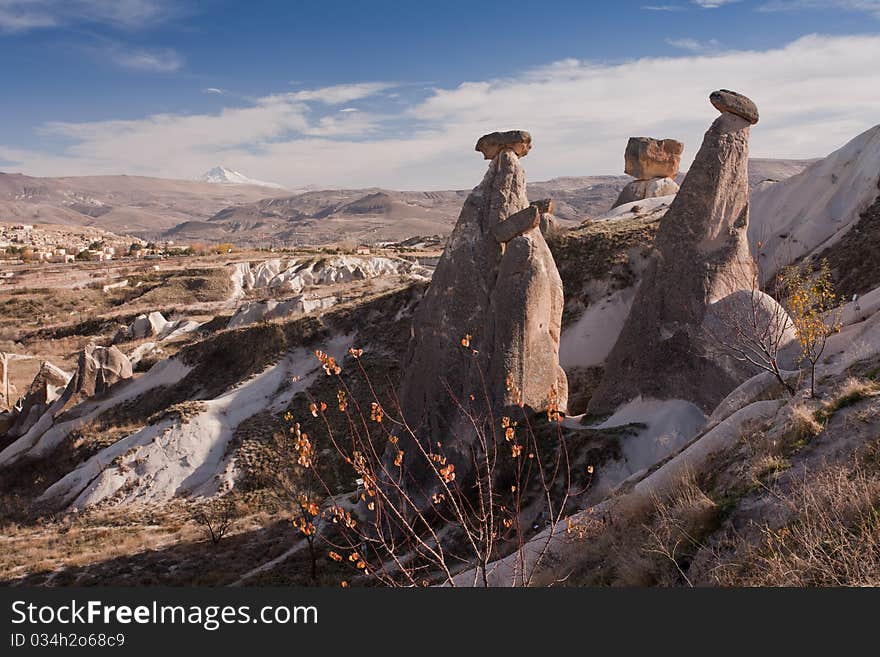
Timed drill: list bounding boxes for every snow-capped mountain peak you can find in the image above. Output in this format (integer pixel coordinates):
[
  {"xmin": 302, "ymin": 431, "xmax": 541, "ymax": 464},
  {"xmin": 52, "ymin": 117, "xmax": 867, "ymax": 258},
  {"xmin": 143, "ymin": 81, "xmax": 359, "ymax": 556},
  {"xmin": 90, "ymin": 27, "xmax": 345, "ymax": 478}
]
[{"xmin": 198, "ymin": 166, "xmax": 283, "ymax": 189}]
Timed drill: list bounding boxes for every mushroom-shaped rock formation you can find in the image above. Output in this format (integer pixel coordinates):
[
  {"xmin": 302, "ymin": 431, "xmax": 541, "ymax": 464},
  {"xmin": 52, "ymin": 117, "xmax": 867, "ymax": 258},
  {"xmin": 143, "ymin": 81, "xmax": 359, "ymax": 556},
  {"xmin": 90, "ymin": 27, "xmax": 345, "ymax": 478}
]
[
  {"xmin": 393, "ymin": 131, "xmax": 566, "ymax": 494},
  {"xmin": 589, "ymin": 90, "xmax": 781, "ymax": 415}
]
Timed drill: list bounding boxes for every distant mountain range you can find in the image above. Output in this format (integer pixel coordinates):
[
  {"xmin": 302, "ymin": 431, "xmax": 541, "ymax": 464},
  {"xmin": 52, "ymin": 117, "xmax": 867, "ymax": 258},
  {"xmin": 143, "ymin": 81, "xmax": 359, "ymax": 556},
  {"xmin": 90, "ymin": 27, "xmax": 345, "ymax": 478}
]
[
  {"xmin": 198, "ymin": 166, "xmax": 284, "ymax": 189},
  {"xmin": 0, "ymin": 159, "xmax": 814, "ymax": 246}
]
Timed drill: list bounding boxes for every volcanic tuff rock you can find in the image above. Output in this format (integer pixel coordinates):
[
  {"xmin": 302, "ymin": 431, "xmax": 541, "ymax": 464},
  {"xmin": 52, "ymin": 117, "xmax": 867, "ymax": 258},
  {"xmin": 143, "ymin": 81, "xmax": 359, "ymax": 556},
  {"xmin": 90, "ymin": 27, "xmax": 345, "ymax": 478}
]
[
  {"xmin": 1, "ymin": 345, "xmax": 133, "ymax": 462},
  {"xmin": 130, "ymin": 312, "xmax": 169, "ymax": 340},
  {"xmin": 6, "ymin": 361, "xmax": 71, "ymax": 439},
  {"xmin": 612, "ymin": 137, "xmax": 684, "ymax": 209},
  {"xmin": 613, "ymin": 177, "xmax": 680, "ymax": 208},
  {"xmin": 709, "ymin": 89, "xmax": 759, "ymax": 125},
  {"xmin": 624, "ymin": 137, "xmax": 684, "ymax": 180},
  {"xmin": 489, "ymin": 201, "xmax": 568, "ymax": 413},
  {"xmin": 475, "ymin": 130, "xmax": 533, "ymax": 160},
  {"xmin": 589, "ymin": 90, "xmax": 770, "ymax": 414},
  {"xmin": 57, "ymin": 344, "xmax": 132, "ymax": 412},
  {"xmin": 394, "ymin": 130, "xmax": 566, "ymax": 489}
]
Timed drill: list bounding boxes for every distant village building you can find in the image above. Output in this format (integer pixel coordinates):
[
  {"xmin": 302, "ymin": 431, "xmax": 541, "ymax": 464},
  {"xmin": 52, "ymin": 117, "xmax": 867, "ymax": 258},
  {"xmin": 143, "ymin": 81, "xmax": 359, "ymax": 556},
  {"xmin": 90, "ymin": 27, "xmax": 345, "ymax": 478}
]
[{"xmin": 356, "ymin": 245, "xmax": 371, "ymax": 255}]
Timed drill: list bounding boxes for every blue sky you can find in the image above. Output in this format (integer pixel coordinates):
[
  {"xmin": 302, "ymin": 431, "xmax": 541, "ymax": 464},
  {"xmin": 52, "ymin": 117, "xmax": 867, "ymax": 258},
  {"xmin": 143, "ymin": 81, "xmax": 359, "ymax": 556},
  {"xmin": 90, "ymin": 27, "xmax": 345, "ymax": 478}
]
[{"xmin": 1, "ymin": 0, "xmax": 880, "ymax": 188}]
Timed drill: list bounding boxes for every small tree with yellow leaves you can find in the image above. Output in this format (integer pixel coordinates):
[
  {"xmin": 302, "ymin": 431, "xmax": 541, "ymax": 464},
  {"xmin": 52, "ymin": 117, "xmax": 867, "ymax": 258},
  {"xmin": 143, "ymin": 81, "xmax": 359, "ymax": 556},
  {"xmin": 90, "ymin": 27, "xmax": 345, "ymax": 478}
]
[{"xmin": 781, "ymin": 259, "xmax": 842, "ymax": 398}]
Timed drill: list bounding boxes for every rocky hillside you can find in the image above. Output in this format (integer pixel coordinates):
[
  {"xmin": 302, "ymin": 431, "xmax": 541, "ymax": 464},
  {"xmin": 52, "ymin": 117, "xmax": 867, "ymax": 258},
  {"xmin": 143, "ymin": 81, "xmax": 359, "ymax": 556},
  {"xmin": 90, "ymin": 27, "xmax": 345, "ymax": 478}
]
[
  {"xmin": 2, "ymin": 159, "xmax": 809, "ymax": 248},
  {"xmin": 0, "ymin": 172, "xmax": 289, "ymax": 237},
  {"xmin": 1, "ymin": 108, "xmax": 871, "ymax": 587}
]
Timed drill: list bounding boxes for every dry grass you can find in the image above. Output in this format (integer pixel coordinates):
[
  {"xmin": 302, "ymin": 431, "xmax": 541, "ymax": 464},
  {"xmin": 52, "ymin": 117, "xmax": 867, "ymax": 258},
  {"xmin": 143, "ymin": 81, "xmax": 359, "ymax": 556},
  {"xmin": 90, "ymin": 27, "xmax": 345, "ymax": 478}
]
[
  {"xmin": 780, "ymin": 403, "xmax": 824, "ymax": 454},
  {"xmin": 0, "ymin": 287, "xmax": 107, "ymax": 331},
  {"xmin": 750, "ymin": 454, "xmax": 791, "ymax": 483},
  {"xmin": 565, "ymin": 474, "xmax": 720, "ymax": 586},
  {"xmin": 711, "ymin": 462, "xmax": 880, "ymax": 586},
  {"xmin": 815, "ymin": 377, "xmax": 880, "ymax": 424},
  {"xmin": 0, "ymin": 502, "xmax": 317, "ymax": 586},
  {"xmin": 5, "ymin": 265, "xmax": 233, "ymax": 340},
  {"xmin": 641, "ymin": 476, "xmax": 719, "ymax": 587},
  {"xmin": 0, "ymin": 504, "xmax": 197, "ymax": 583}
]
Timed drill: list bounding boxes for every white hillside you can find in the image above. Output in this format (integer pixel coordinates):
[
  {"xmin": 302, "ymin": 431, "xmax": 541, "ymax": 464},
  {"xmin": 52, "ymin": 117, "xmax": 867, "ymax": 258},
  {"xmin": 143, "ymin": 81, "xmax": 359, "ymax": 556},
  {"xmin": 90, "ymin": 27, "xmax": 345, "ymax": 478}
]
[
  {"xmin": 749, "ymin": 124, "xmax": 880, "ymax": 279},
  {"xmin": 198, "ymin": 166, "xmax": 284, "ymax": 189},
  {"xmin": 39, "ymin": 335, "xmax": 354, "ymax": 508}
]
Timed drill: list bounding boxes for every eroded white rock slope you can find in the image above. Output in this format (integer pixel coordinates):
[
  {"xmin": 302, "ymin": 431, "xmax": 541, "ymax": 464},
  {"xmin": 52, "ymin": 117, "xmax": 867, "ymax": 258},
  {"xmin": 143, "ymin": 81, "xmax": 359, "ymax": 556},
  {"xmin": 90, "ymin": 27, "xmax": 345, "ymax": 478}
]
[
  {"xmin": 41, "ymin": 334, "xmax": 354, "ymax": 508},
  {"xmin": 228, "ymin": 255, "xmax": 428, "ymax": 328},
  {"xmin": 749, "ymin": 124, "xmax": 880, "ymax": 280},
  {"xmin": 232, "ymin": 255, "xmax": 429, "ymax": 294}
]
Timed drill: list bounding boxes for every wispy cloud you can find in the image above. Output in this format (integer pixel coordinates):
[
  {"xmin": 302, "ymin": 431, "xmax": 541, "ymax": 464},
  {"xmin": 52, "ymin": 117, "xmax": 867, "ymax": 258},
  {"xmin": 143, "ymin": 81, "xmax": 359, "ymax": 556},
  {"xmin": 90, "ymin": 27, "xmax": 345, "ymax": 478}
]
[
  {"xmin": 0, "ymin": 6, "xmax": 57, "ymax": 32},
  {"xmin": 109, "ymin": 45, "xmax": 182, "ymax": 72},
  {"xmin": 0, "ymin": 0, "xmax": 185, "ymax": 33},
  {"xmin": 2, "ymin": 34, "xmax": 879, "ymax": 189},
  {"xmin": 203, "ymin": 87, "xmax": 225, "ymax": 95},
  {"xmin": 288, "ymin": 83, "xmax": 394, "ymax": 105},
  {"xmin": 642, "ymin": 5, "xmax": 686, "ymax": 10},
  {"xmin": 666, "ymin": 37, "xmax": 723, "ymax": 52},
  {"xmin": 691, "ymin": 0, "xmax": 740, "ymax": 6},
  {"xmin": 759, "ymin": 0, "xmax": 880, "ymax": 18}
]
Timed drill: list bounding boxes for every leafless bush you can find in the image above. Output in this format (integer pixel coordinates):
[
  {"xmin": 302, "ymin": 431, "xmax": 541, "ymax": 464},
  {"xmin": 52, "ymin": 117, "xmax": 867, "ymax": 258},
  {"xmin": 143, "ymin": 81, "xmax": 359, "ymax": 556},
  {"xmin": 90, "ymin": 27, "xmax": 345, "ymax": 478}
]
[
  {"xmin": 706, "ymin": 259, "xmax": 795, "ymax": 396},
  {"xmin": 284, "ymin": 347, "xmax": 585, "ymax": 587},
  {"xmin": 189, "ymin": 496, "xmax": 240, "ymax": 545}
]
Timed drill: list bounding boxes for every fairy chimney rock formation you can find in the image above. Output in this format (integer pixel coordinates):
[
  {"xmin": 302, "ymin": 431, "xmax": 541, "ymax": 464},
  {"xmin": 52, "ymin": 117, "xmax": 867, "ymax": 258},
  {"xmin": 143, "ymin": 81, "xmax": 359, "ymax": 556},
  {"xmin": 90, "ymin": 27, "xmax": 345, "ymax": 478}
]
[
  {"xmin": 489, "ymin": 200, "xmax": 568, "ymax": 413},
  {"xmin": 6, "ymin": 361, "xmax": 71, "ymax": 439},
  {"xmin": 612, "ymin": 137, "xmax": 684, "ymax": 208},
  {"xmin": 394, "ymin": 130, "xmax": 566, "ymax": 489},
  {"xmin": 54, "ymin": 344, "xmax": 132, "ymax": 415},
  {"xmin": 589, "ymin": 90, "xmax": 765, "ymax": 415}
]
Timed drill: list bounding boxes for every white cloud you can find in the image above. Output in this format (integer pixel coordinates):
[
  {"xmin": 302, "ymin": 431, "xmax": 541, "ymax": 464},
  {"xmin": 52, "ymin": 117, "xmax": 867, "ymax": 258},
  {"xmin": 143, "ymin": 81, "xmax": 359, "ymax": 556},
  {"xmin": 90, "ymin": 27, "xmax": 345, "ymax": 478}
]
[
  {"xmin": 666, "ymin": 37, "xmax": 723, "ymax": 52},
  {"xmin": 642, "ymin": 1, "xmax": 739, "ymax": 10},
  {"xmin": 0, "ymin": 7, "xmax": 57, "ymax": 32},
  {"xmin": 2, "ymin": 34, "xmax": 880, "ymax": 190},
  {"xmin": 203, "ymin": 87, "xmax": 224, "ymax": 95},
  {"xmin": 692, "ymin": 0, "xmax": 740, "ymax": 6},
  {"xmin": 0, "ymin": 0, "xmax": 182, "ymax": 33},
  {"xmin": 288, "ymin": 82, "xmax": 394, "ymax": 105},
  {"xmin": 759, "ymin": 1, "xmax": 880, "ymax": 18},
  {"xmin": 110, "ymin": 45, "xmax": 182, "ymax": 72}
]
